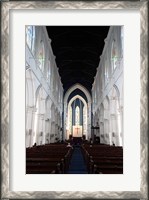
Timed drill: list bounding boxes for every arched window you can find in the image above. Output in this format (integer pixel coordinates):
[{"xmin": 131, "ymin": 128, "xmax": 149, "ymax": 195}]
[
  {"xmin": 104, "ymin": 59, "xmax": 109, "ymax": 83},
  {"xmin": 75, "ymin": 106, "xmax": 80, "ymax": 125},
  {"xmin": 38, "ymin": 40, "xmax": 45, "ymax": 72},
  {"xmin": 111, "ymin": 39, "xmax": 117, "ymax": 71},
  {"xmin": 46, "ymin": 60, "xmax": 51, "ymax": 82},
  {"xmin": 121, "ymin": 26, "xmax": 124, "ymax": 57},
  {"xmin": 105, "ymin": 65, "xmax": 108, "ymax": 81},
  {"xmin": 26, "ymin": 26, "xmax": 35, "ymax": 53}
]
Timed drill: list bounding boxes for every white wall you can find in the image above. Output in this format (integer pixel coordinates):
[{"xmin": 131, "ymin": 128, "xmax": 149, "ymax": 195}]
[
  {"xmin": 92, "ymin": 26, "xmax": 123, "ymax": 146},
  {"xmin": 26, "ymin": 26, "xmax": 63, "ymax": 147}
]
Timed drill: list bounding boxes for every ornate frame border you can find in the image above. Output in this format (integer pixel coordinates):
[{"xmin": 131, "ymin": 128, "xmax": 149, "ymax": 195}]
[{"xmin": 1, "ymin": 1, "xmax": 148, "ymax": 199}]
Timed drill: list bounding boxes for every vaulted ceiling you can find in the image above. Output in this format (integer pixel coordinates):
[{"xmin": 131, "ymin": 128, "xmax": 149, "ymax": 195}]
[{"xmin": 46, "ymin": 26, "xmax": 110, "ymax": 94}]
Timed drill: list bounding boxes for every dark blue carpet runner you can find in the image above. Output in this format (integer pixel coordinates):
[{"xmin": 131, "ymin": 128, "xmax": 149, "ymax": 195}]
[{"xmin": 67, "ymin": 146, "xmax": 88, "ymax": 174}]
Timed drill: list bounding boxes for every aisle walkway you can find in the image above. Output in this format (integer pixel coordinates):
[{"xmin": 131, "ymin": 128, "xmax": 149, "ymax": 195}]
[{"xmin": 67, "ymin": 146, "xmax": 88, "ymax": 174}]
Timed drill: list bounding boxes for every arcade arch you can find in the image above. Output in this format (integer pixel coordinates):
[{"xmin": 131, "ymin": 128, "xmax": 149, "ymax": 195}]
[{"xmin": 110, "ymin": 85, "xmax": 122, "ymax": 146}]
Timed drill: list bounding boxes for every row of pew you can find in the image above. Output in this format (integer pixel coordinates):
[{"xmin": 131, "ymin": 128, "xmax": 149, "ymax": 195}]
[
  {"xmin": 26, "ymin": 144, "xmax": 73, "ymax": 174},
  {"xmin": 81, "ymin": 144, "xmax": 123, "ymax": 174}
]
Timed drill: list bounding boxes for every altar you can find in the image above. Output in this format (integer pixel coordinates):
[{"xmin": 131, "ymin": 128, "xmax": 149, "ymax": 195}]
[{"xmin": 73, "ymin": 125, "xmax": 82, "ymax": 137}]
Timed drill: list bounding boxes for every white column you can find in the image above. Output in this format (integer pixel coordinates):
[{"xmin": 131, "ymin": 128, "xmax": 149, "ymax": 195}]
[
  {"xmin": 64, "ymin": 102, "xmax": 67, "ymax": 140},
  {"xmin": 88, "ymin": 101, "xmax": 91, "ymax": 140}
]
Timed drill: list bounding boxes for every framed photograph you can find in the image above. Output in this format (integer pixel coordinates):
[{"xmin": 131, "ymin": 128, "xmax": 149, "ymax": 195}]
[{"xmin": 1, "ymin": 1, "xmax": 148, "ymax": 199}]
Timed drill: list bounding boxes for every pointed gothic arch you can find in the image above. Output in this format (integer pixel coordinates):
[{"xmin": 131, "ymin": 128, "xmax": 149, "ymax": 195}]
[
  {"xmin": 66, "ymin": 95, "xmax": 88, "ymax": 139},
  {"xmin": 64, "ymin": 84, "xmax": 91, "ymax": 140},
  {"xmin": 64, "ymin": 83, "xmax": 91, "ymax": 104}
]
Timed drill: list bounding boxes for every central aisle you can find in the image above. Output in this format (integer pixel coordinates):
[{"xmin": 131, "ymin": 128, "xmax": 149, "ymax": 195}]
[{"xmin": 67, "ymin": 146, "xmax": 88, "ymax": 174}]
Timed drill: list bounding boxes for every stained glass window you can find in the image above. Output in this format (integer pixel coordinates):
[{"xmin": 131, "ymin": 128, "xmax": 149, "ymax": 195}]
[
  {"xmin": 47, "ymin": 60, "xmax": 51, "ymax": 81},
  {"xmin": 26, "ymin": 26, "xmax": 35, "ymax": 53},
  {"xmin": 121, "ymin": 26, "xmax": 124, "ymax": 57},
  {"xmin": 75, "ymin": 106, "xmax": 80, "ymax": 125},
  {"xmin": 105, "ymin": 64, "xmax": 109, "ymax": 82},
  {"xmin": 111, "ymin": 40, "xmax": 117, "ymax": 71},
  {"xmin": 38, "ymin": 41, "xmax": 45, "ymax": 71}
]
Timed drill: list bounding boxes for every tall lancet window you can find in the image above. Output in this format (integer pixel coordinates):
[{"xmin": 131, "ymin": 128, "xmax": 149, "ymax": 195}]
[
  {"xmin": 121, "ymin": 26, "xmax": 124, "ymax": 57},
  {"xmin": 38, "ymin": 40, "xmax": 45, "ymax": 72},
  {"xmin": 111, "ymin": 39, "xmax": 117, "ymax": 71},
  {"xmin": 46, "ymin": 60, "xmax": 51, "ymax": 82},
  {"xmin": 26, "ymin": 26, "xmax": 35, "ymax": 53},
  {"xmin": 75, "ymin": 106, "xmax": 80, "ymax": 125}
]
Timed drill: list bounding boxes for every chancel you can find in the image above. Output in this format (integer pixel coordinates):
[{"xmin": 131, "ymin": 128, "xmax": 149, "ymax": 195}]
[{"xmin": 26, "ymin": 26, "xmax": 123, "ymax": 174}]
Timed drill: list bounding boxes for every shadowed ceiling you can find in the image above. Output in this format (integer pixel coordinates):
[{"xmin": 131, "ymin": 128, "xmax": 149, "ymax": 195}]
[{"xmin": 46, "ymin": 26, "xmax": 110, "ymax": 94}]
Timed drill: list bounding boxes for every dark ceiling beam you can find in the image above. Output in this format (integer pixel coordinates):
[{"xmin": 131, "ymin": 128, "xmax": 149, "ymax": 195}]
[
  {"xmin": 57, "ymin": 60, "xmax": 99, "ymax": 67},
  {"xmin": 48, "ymin": 30, "xmax": 72, "ymax": 38},
  {"xmin": 46, "ymin": 26, "xmax": 110, "ymax": 93},
  {"xmin": 54, "ymin": 47, "xmax": 100, "ymax": 56},
  {"xmin": 64, "ymin": 81, "xmax": 91, "ymax": 90},
  {"xmin": 51, "ymin": 35, "xmax": 99, "ymax": 41},
  {"xmin": 82, "ymin": 60, "xmax": 99, "ymax": 67},
  {"xmin": 58, "ymin": 59, "xmax": 98, "ymax": 65},
  {"xmin": 59, "ymin": 64, "xmax": 96, "ymax": 70},
  {"xmin": 63, "ymin": 81, "xmax": 91, "ymax": 87},
  {"xmin": 61, "ymin": 74, "xmax": 94, "ymax": 82},
  {"xmin": 82, "ymin": 30, "xmax": 109, "ymax": 38},
  {"xmin": 53, "ymin": 40, "xmax": 102, "ymax": 45},
  {"xmin": 59, "ymin": 71, "xmax": 96, "ymax": 81},
  {"xmin": 55, "ymin": 53, "xmax": 99, "ymax": 61},
  {"xmin": 52, "ymin": 45, "xmax": 101, "ymax": 50},
  {"xmin": 80, "ymin": 70, "xmax": 96, "ymax": 78},
  {"xmin": 61, "ymin": 71, "xmax": 93, "ymax": 80}
]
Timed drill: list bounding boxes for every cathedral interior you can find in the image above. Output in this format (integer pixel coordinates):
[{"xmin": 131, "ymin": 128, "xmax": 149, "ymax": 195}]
[{"xmin": 26, "ymin": 25, "xmax": 123, "ymax": 174}]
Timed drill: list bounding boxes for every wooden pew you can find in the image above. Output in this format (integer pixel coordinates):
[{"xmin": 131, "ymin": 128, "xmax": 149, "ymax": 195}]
[
  {"xmin": 94, "ymin": 164, "xmax": 123, "ymax": 174},
  {"xmin": 26, "ymin": 157, "xmax": 65, "ymax": 173},
  {"xmin": 26, "ymin": 144, "xmax": 73, "ymax": 174},
  {"xmin": 90, "ymin": 157, "xmax": 123, "ymax": 174},
  {"xmin": 81, "ymin": 144, "xmax": 123, "ymax": 174}
]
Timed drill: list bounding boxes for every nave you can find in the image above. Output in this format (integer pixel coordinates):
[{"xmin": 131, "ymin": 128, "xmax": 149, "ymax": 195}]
[
  {"xmin": 26, "ymin": 137, "xmax": 123, "ymax": 174},
  {"xmin": 26, "ymin": 25, "xmax": 124, "ymax": 174}
]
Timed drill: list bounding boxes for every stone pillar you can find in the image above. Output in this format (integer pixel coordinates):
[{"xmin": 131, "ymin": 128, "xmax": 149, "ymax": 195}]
[
  {"xmin": 88, "ymin": 101, "xmax": 91, "ymax": 140},
  {"xmin": 64, "ymin": 102, "xmax": 68, "ymax": 140},
  {"xmin": 26, "ymin": 106, "xmax": 37, "ymax": 147},
  {"xmin": 117, "ymin": 107, "xmax": 123, "ymax": 146}
]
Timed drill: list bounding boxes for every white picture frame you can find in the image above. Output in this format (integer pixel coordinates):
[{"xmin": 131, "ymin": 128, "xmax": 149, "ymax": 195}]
[{"xmin": 1, "ymin": 1, "xmax": 148, "ymax": 199}]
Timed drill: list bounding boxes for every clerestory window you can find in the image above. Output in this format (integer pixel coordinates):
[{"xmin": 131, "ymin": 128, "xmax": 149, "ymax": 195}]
[
  {"xmin": 26, "ymin": 26, "xmax": 35, "ymax": 53},
  {"xmin": 111, "ymin": 39, "xmax": 117, "ymax": 71}
]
